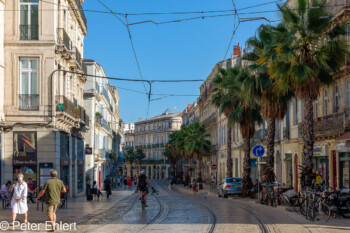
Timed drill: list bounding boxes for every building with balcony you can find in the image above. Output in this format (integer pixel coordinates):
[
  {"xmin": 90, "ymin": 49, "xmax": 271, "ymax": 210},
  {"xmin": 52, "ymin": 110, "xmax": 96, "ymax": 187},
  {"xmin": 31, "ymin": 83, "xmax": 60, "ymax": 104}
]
[
  {"xmin": 0, "ymin": 0, "xmax": 88, "ymax": 197},
  {"xmin": 83, "ymin": 59, "xmax": 121, "ymax": 189},
  {"xmin": 0, "ymin": 0, "xmax": 4, "ymax": 184},
  {"xmin": 123, "ymin": 122, "xmax": 135, "ymax": 134},
  {"xmin": 124, "ymin": 109, "xmax": 182, "ymax": 179}
]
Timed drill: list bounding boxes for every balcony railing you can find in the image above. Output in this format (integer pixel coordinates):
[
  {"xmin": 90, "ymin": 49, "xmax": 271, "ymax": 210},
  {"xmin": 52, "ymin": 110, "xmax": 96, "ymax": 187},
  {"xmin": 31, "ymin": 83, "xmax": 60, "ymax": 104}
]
[
  {"xmin": 313, "ymin": 112, "xmax": 345, "ymax": 137},
  {"xmin": 56, "ymin": 96, "xmax": 87, "ymax": 125},
  {"xmin": 19, "ymin": 94, "xmax": 39, "ymax": 110},
  {"xmin": 283, "ymin": 127, "xmax": 290, "ymax": 140},
  {"xmin": 95, "ymin": 115, "xmax": 112, "ymax": 133},
  {"xmin": 75, "ymin": 47, "xmax": 82, "ymax": 68},
  {"xmin": 57, "ymin": 28, "xmax": 71, "ymax": 51},
  {"xmin": 20, "ymin": 25, "xmax": 39, "ymax": 40}
]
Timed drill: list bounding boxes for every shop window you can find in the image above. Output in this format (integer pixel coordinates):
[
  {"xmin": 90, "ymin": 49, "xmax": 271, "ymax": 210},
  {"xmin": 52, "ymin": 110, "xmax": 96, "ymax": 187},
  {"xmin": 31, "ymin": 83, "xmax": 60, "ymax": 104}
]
[
  {"xmin": 77, "ymin": 165, "xmax": 84, "ymax": 192},
  {"xmin": 60, "ymin": 133, "xmax": 69, "ymax": 159},
  {"xmin": 13, "ymin": 132, "xmax": 37, "ymax": 157}
]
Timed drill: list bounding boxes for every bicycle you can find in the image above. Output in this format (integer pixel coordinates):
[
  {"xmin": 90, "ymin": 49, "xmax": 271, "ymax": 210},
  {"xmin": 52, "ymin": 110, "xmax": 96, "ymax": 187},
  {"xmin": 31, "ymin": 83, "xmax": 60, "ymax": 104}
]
[
  {"xmin": 141, "ymin": 191, "xmax": 146, "ymax": 210},
  {"xmin": 303, "ymin": 191, "xmax": 330, "ymax": 222}
]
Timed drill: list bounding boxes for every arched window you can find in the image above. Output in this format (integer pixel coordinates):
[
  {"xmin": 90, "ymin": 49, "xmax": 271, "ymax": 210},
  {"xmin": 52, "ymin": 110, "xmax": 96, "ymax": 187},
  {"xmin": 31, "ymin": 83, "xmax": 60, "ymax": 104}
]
[
  {"xmin": 334, "ymin": 85, "xmax": 339, "ymax": 113},
  {"xmin": 324, "ymin": 89, "xmax": 328, "ymax": 116}
]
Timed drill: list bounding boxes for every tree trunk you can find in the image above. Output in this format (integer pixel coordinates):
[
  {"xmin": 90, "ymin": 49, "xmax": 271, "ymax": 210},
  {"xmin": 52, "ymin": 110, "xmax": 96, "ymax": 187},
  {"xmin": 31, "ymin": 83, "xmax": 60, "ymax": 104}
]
[
  {"xmin": 301, "ymin": 97, "xmax": 315, "ymax": 188},
  {"xmin": 242, "ymin": 137, "xmax": 253, "ymax": 195},
  {"xmin": 266, "ymin": 117, "xmax": 276, "ymax": 183},
  {"xmin": 226, "ymin": 126, "xmax": 233, "ymax": 177}
]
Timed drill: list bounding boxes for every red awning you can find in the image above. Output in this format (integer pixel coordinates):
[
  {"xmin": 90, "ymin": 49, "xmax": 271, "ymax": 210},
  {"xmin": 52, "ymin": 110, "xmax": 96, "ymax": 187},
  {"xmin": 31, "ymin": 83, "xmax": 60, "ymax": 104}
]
[{"xmin": 337, "ymin": 132, "xmax": 350, "ymax": 140}]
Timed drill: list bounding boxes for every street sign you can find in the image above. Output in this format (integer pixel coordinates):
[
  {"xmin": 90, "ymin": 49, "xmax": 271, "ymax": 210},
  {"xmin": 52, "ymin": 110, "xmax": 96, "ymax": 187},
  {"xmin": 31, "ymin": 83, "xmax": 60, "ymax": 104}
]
[
  {"xmin": 252, "ymin": 145, "xmax": 265, "ymax": 157},
  {"xmin": 211, "ymin": 164, "xmax": 217, "ymax": 170}
]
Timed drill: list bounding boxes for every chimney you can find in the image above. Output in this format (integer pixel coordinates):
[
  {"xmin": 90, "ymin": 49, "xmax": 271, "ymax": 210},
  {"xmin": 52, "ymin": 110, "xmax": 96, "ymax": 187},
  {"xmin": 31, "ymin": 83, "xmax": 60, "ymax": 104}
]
[{"xmin": 233, "ymin": 43, "xmax": 242, "ymax": 56}]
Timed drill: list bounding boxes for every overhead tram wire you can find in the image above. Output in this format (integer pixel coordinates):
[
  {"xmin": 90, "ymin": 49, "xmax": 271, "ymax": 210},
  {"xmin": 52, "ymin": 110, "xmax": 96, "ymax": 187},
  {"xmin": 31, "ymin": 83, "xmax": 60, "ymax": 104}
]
[{"xmin": 223, "ymin": 0, "xmax": 240, "ymax": 60}]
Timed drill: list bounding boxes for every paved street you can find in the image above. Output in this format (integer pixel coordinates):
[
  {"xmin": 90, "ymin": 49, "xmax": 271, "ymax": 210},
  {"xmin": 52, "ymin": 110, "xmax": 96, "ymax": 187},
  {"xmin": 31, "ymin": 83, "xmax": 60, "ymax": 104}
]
[{"xmin": 1, "ymin": 181, "xmax": 350, "ymax": 233}]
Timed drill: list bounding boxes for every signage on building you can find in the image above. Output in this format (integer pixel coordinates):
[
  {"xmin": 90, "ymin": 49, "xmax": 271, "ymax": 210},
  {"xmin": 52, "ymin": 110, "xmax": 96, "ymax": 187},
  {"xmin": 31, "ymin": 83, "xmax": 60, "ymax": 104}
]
[
  {"xmin": 13, "ymin": 158, "xmax": 37, "ymax": 166},
  {"xmin": 60, "ymin": 159, "xmax": 70, "ymax": 166},
  {"xmin": 252, "ymin": 145, "xmax": 265, "ymax": 157},
  {"xmin": 85, "ymin": 147, "xmax": 92, "ymax": 154},
  {"xmin": 336, "ymin": 143, "xmax": 350, "ymax": 153},
  {"xmin": 211, "ymin": 164, "xmax": 217, "ymax": 170},
  {"xmin": 313, "ymin": 145, "xmax": 328, "ymax": 157}
]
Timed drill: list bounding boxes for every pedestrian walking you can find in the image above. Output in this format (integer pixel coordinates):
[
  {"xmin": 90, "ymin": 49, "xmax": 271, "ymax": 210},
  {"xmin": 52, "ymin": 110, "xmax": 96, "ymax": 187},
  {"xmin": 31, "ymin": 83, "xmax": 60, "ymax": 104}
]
[
  {"xmin": 10, "ymin": 173, "xmax": 28, "ymax": 225},
  {"xmin": 117, "ymin": 177, "xmax": 121, "ymax": 187},
  {"xmin": 27, "ymin": 178, "xmax": 37, "ymax": 203},
  {"xmin": 123, "ymin": 176, "xmax": 127, "ymax": 189},
  {"xmin": 127, "ymin": 176, "xmax": 132, "ymax": 188},
  {"xmin": 36, "ymin": 169, "xmax": 66, "ymax": 232},
  {"xmin": 192, "ymin": 179, "xmax": 198, "ymax": 194},
  {"xmin": 92, "ymin": 181, "xmax": 102, "ymax": 199},
  {"xmin": 104, "ymin": 176, "xmax": 112, "ymax": 198}
]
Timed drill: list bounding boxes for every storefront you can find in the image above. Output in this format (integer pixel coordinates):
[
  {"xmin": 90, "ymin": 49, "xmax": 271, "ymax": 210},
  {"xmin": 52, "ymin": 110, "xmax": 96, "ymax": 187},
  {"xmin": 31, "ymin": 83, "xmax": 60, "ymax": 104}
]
[
  {"xmin": 336, "ymin": 143, "xmax": 350, "ymax": 188},
  {"xmin": 13, "ymin": 132, "xmax": 37, "ymax": 184},
  {"xmin": 60, "ymin": 133, "xmax": 70, "ymax": 187},
  {"xmin": 0, "ymin": 132, "xmax": 2, "ymax": 184},
  {"xmin": 313, "ymin": 145, "xmax": 329, "ymax": 185},
  {"xmin": 77, "ymin": 138, "xmax": 84, "ymax": 193}
]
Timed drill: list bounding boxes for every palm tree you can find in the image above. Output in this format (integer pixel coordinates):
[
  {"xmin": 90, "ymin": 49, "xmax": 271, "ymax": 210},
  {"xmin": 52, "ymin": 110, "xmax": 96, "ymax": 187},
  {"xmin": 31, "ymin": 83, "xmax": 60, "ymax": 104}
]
[
  {"xmin": 213, "ymin": 66, "xmax": 262, "ymax": 194},
  {"xmin": 184, "ymin": 121, "xmax": 212, "ymax": 180},
  {"xmin": 212, "ymin": 67, "xmax": 242, "ymax": 178},
  {"xmin": 272, "ymin": 0, "xmax": 347, "ymax": 187},
  {"xmin": 125, "ymin": 148, "xmax": 136, "ymax": 176},
  {"xmin": 135, "ymin": 149, "xmax": 146, "ymax": 163},
  {"xmin": 245, "ymin": 24, "xmax": 293, "ymax": 182},
  {"xmin": 168, "ymin": 127, "xmax": 188, "ymax": 177}
]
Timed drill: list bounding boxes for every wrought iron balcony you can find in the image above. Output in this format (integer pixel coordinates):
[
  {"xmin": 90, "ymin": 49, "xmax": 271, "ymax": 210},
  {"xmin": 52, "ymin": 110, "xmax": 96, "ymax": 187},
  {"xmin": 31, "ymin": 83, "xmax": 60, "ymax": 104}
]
[
  {"xmin": 75, "ymin": 47, "xmax": 82, "ymax": 68},
  {"xmin": 20, "ymin": 25, "xmax": 39, "ymax": 40},
  {"xmin": 19, "ymin": 94, "xmax": 39, "ymax": 110},
  {"xmin": 313, "ymin": 112, "xmax": 345, "ymax": 138},
  {"xmin": 57, "ymin": 28, "xmax": 72, "ymax": 51},
  {"xmin": 283, "ymin": 127, "xmax": 290, "ymax": 140},
  {"xmin": 56, "ymin": 95, "xmax": 87, "ymax": 124}
]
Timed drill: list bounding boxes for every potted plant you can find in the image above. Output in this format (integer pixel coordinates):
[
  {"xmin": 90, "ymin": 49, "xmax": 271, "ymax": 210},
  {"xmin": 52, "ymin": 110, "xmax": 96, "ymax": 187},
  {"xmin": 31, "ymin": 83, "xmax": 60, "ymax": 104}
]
[{"xmin": 95, "ymin": 112, "xmax": 103, "ymax": 118}]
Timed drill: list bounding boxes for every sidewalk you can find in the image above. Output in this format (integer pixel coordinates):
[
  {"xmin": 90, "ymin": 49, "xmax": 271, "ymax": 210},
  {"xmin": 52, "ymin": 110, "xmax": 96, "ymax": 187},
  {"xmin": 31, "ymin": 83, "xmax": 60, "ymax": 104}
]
[
  {"xmin": 173, "ymin": 183, "xmax": 350, "ymax": 227},
  {"xmin": 0, "ymin": 186, "xmax": 135, "ymax": 230}
]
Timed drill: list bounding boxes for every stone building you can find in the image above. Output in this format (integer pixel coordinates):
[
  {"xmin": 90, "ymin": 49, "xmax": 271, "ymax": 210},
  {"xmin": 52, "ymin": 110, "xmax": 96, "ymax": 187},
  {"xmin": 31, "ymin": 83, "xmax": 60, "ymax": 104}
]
[
  {"xmin": 0, "ymin": 0, "xmax": 88, "ymax": 197},
  {"xmin": 124, "ymin": 109, "xmax": 182, "ymax": 179},
  {"xmin": 83, "ymin": 58, "xmax": 121, "ymax": 189},
  {"xmin": 0, "ymin": 0, "xmax": 4, "ymax": 184}
]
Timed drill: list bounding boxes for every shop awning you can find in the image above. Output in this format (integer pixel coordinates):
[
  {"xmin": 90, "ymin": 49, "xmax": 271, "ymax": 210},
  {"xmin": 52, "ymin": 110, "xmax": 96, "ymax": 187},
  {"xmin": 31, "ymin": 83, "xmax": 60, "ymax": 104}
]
[{"xmin": 337, "ymin": 132, "xmax": 350, "ymax": 140}]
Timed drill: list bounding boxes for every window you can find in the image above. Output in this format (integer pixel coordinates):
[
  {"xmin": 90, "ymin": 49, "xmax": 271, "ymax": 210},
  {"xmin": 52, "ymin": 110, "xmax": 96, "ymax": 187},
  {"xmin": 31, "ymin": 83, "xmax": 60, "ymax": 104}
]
[
  {"xmin": 13, "ymin": 132, "xmax": 37, "ymax": 157},
  {"xmin": 293, "ymin": 98, "xmax": 298, "ymax": 125},
  {"xmin": 20, "ymin": 0, "xmax": 39, "ymax": 40},
  {"xmin": 334, "ymin": 85, "xmax": 340, "ymax": 113},
  {"xmin": 324, "ymin": 89, "xmax": 328, "ymax": 116},
  {"xmin": 19, "ymin": 58, "xmax": 39, "ymax": 110},
  {"xmin": 60, "ymin": 133, "xmax": 69, "ymax": 159},
  {"xmin": 314, "ymin": 100, "xmax": 319, "ymax": 118}
]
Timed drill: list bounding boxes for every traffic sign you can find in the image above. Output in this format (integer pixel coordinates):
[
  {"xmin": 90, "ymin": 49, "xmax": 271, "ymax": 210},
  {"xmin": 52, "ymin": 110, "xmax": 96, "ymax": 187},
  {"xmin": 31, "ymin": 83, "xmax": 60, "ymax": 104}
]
[
  {"xmin": 211, "ymin": 164, "xmax": 217, "ymax": 170},
  {"xmin": 252, "ymin": 145, "xmax": 265, "ymax": 157}
]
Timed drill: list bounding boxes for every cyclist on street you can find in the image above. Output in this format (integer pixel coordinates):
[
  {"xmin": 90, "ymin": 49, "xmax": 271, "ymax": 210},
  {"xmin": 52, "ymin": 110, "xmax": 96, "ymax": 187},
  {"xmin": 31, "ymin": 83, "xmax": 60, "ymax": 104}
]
[{"xmin": 137, "ymin": 170, "xmax": 150, "ymax": 207}]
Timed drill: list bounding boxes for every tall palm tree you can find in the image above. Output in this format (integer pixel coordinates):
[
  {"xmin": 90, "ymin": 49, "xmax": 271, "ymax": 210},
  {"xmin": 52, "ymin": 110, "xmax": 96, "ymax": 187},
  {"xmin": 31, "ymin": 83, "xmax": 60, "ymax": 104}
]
[
  {"xmin": 135, "ymin": 149, "xmax": 146, "ymax": 163},
  {"xmin": 184, "ymin": 121, "xmax": 212, "ymax": 180},
  {"xmin": 125, "ymin": 148, "xmax": 136, "ymax": 176},
  {"xmin": 245, "ymin": 24, "xmax": 293, "ymax": 182},
  {"xmin": 272, "ymin": 0, "xmax": 347, "ymax": 187},
  {"xmin": 212, "ymin": 67, "xmax": 242, "ymax": 178},
  {"xmin": 213, "ymin": 66, "xmax": 262, "ymax": 194},
  {"xmin": 232, "ymin": 67, "xmax": 263, "ymax": 194}
]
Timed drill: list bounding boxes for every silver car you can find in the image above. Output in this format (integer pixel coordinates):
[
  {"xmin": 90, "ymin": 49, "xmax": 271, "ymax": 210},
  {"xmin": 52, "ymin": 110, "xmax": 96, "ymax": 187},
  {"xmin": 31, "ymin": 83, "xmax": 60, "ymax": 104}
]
[{"xmin": 218, "ymin": 177, "xmax": 242, "ymax": 198}]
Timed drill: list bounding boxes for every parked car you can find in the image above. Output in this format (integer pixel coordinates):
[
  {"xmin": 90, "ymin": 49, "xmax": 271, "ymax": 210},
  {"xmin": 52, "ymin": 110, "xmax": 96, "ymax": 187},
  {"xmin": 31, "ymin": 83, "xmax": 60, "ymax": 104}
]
[{"xmin": 218, "ymin": 177, "xmax": 242, "ymax": 198}]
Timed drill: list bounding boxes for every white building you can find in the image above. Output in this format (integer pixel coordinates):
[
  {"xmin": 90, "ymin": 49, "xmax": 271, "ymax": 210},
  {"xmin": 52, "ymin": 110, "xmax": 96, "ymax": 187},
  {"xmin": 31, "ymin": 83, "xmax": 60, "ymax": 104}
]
[{"xmin": 83, "ymin": 59, "xmax": 121, "ymax": 189}]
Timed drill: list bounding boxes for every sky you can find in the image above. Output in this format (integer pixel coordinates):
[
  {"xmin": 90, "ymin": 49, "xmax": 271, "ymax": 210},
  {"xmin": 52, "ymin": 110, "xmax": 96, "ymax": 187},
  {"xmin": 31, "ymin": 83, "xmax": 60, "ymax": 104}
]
[{"xmin": 82, "ymin": 0, "xmax": 285, "ymax": 123}]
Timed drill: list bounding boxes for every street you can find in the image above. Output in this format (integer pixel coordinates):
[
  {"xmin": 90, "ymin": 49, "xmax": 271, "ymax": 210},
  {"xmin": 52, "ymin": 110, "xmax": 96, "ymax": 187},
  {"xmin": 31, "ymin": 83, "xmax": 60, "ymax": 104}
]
[{"xmin": 1, "ymin": 181, "xmax": 350, "ymax": 233}]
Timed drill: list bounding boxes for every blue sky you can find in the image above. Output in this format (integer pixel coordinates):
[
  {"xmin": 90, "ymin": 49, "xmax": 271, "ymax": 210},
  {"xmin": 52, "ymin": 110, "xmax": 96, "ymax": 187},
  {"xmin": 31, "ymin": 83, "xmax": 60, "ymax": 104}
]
[{"xmin": 83, "ymin": 0, "xmax": 285, "ymax": 123}]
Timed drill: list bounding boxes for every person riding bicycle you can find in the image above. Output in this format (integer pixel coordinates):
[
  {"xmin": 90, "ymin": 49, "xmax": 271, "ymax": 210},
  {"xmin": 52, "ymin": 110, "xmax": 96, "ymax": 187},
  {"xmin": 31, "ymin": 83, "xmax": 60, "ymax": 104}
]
[{"xmin": 137, "ymin": 170, "xmax": 150, "ymax": 207}]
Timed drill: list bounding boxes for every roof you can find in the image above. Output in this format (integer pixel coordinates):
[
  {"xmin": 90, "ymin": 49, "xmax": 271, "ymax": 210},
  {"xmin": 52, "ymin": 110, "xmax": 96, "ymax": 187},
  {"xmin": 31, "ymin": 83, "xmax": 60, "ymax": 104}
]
[{"xmin": 135, "ymin": 112, "xmax": 182, "ymax": 124}]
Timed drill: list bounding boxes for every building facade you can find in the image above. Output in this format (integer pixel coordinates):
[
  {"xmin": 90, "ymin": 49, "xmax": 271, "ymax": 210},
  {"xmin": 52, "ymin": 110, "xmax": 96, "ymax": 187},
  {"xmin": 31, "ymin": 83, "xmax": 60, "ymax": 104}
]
[
  {"xmin": 124, "ymin": 109, "xmax": 182, "ymax": 179},
  {"xmin": 0, "ymin": 0, "xmax": 4, "ymax": 185},
  {"xmin": 0, "ymin": 0, "xmax": 88, "ymax": 197},
  {"xmin": 83, "ymin": 59, "xmax": 121, "ymax": 189}
]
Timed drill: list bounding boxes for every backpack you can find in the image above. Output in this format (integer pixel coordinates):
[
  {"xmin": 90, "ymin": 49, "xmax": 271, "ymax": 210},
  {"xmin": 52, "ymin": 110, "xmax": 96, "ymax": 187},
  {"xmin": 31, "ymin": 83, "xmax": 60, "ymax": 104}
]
[{"xmin": 138, "ymin": 175, "xmax": 146, "ymax": 189}]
